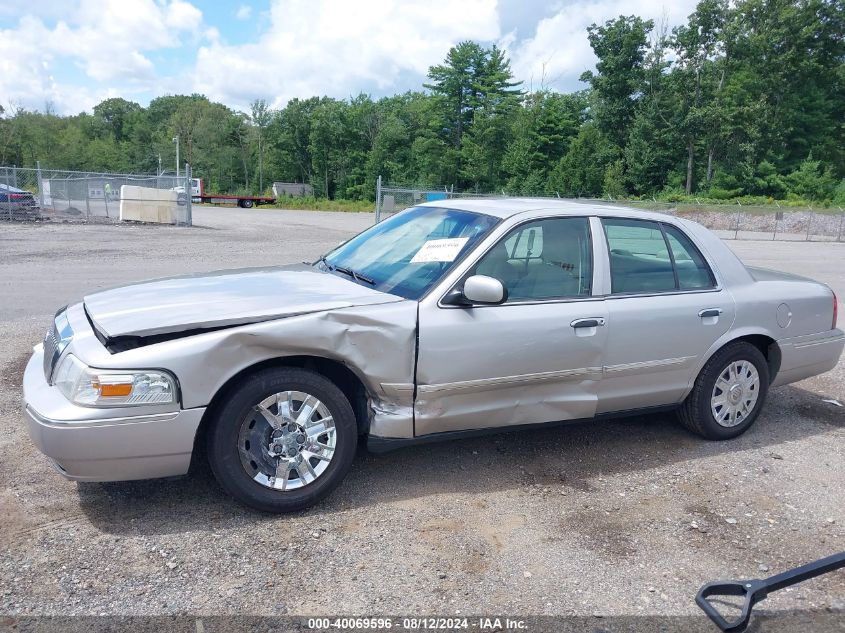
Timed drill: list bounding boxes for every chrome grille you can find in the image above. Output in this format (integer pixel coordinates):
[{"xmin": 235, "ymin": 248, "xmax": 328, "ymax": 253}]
[{"xmin": 43, "ymin": 327, "xmax": 58, "ymax": 382}]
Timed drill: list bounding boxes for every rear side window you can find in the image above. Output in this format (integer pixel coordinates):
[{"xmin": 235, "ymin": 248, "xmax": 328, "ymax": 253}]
[
  {"xmin": 603, "ymin": 219, "xmax": 675, "ymax": 293},
  {"xmin": 603, "ymin": 219, "xmax": 714, "ymax": 294}
]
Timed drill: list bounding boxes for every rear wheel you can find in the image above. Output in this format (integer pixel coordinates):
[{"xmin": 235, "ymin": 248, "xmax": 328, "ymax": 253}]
[
  {"xmin": 678, "ymin": 341, "xmax": 770, "ymax": 440},
  {"xmin": 240, "ymin": 199, "xmax": 253, "ymax": 208},
  {"xmin": 207, "ymin": 367, "xmax": 357, "ymax": 512}
]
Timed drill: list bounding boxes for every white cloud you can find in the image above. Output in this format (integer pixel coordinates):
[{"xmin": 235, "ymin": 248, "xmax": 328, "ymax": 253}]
[
  {"xmin": 0, "ymin": 0, "xmax": 66, "ymax": 20},
  {"xmin": 0, "ymin": 0, "xmax": 703, "ymax": 116},
  {"xmin": 0, "ymin": 0, "xmax": 202, "ymax": 113},
  {"xmin": 194, "ymin": 0, "xmax": 500, "ymax": 110},
  {"xmin": 204, "ymin": 26, "xmax": 222, "ymax": 45},
  {"xmin": 165, "ymin": 0, "xmax": 203, "ymax": 29},
  {"xmin": 504, "ymin": 0, "xmax": 698, "ymax": 92}
]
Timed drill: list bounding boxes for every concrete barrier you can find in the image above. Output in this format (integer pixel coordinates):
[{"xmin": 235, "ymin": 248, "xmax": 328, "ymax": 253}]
[{"xmin": 119, "ymin": 185, "xmax": 177, "ymax": 223}]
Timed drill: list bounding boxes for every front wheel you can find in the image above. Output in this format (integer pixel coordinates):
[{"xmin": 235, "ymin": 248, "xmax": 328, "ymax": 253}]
[
  {"xmin": 207, "ymin": 367, "xmax": 357, "ymax": 512},
  {"xmin": 677, "ymin": 341, "xmax": 770, "ymax": 440}
]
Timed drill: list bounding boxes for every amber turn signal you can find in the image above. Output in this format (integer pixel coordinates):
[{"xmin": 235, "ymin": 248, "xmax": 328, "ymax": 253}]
[{"xmin": 97, "ymin": 382, "xmax": 134, "ymax": 397}]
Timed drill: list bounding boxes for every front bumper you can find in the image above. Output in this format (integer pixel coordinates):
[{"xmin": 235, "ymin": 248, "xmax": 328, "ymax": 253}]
[{"xmin": 23, "ymin": 345, "xmax": 205, "ymax": 481}]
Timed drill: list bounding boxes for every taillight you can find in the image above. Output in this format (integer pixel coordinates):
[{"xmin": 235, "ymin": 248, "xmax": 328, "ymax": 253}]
[{"xmin": 833, "ymin": 291, "xmax": 838, "ymax": 329}]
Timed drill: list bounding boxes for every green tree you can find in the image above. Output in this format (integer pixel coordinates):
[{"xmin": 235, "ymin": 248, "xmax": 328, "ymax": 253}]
[
  {"xmin": 502, "ymin": 91, "xmax": 587, "ymax": 193},
  {"xmin": 671, "ymin": 0, "xmax": 727, "ymax": 193},
  {"xmin": 603, "ymin": 159, "xmax": 626, "ymax": 198},
  {"xmin": 92, "ymin": 98, "xmax": 141, "ymax": 142},
  {"xmin": 548, "ymin": 124, "xmax": 618, "ymax": 196},
  {"xmin": 309, "ymin": 98, "xmax": 347, "ymax": 198},
  {"xmin": 784, "ymin": 157, "xmax": 836, "ymax": 200},
  {"xmin": 425, "ymin": 42, "xmax": 522, "ymax": 185},
  {"xmin": 266, "ymin": 97, "xmax": 318, "ymax": 185},
  {"xmin": 581, "ymin": 16, "xmax": 654, "ymax": 149},
  {"xmin": 249, "ymin": 98, "xmax": 273, "ymax": 192}
]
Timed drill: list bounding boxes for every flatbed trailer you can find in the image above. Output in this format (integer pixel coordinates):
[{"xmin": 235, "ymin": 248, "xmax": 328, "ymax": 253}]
[
  {"xmin": 182, "ymin": 178, "xmax": 275, "ymax": 208},
  {"xmin": 195, "ymin": 194, "xmax": 275, "ymax": 208}
]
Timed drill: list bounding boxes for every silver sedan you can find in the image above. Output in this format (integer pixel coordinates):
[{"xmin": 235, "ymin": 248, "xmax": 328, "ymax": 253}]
[{"xmin": 23, "ymin": 200, "xmax": 844, "ymax": 512}]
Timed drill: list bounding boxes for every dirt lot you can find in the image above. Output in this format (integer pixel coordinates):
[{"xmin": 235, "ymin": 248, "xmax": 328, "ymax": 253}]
[{"xmin": 0, "ymin": 208, "xmax": 843, "ymax": 627}]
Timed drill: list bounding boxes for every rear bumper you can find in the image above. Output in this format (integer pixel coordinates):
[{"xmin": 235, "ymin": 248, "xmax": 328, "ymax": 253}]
[
  {"xmin": 771, "ymin": 328, "xmax": 845, "ymax": 387},
  {"xmin": 23, "ymin": 345, "xmax": 204, "ymax": 482}
]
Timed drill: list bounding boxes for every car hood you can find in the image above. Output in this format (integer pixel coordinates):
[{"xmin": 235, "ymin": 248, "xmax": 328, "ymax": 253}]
[{"xmin": 84, "ymin": 264, "xmax": 403, "ymax": 339}]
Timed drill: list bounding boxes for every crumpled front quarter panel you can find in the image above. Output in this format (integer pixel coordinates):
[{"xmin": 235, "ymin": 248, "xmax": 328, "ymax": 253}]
[{"xmin": 99, "ymin": 301, "xmax": 419, "ymax": 439}]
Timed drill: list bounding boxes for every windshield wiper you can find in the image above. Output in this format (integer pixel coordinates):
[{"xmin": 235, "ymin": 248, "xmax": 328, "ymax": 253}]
[
  {"xmin": 314, "ymin": 255, "xmax": 375, "ymax": 285},
  {"xmin": 333, "ymin": 266, "xmax": 375, "ymax": 285},
  {"xmin": 314, "ymin": 255, "xmax": 334, "ymax": 270}
]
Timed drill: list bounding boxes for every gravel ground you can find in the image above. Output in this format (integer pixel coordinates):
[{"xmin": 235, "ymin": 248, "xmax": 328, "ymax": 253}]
[{"xmin": 0, "ymin": 208, "xmax": 842, "ymax": 628}]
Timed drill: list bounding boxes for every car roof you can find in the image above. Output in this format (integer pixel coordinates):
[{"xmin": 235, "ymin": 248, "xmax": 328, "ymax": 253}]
[
  {"xmin": 416, "ymin": 197, "xmax": 671, "ymax": 222},
  {"xmin": 0, "ymin": 183, "xmax": 27, "ymax": 193}
]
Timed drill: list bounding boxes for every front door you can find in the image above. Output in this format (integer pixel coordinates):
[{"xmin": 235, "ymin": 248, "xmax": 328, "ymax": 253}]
[{"xmin": 415, "ymin": 216, "xmax": 608, "ymax": 436}]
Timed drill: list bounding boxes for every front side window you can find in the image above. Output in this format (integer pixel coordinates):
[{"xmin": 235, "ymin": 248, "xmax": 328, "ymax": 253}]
[
  {"xmin": 471, "ymin": 217, "xmax": 593, "ymax": 301},
  {"xmin": 321, "ymin": 206, "xmax": 499, "ymax": 300},
  {"xmin": 603, "ymin": 218, "xmax": 715, "ymax": 294}
]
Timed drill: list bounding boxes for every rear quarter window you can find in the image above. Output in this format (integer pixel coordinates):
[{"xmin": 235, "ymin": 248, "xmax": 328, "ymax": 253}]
[{"xmin": 663, "ymin": 225, "xmax": 716, "ymax": 289}]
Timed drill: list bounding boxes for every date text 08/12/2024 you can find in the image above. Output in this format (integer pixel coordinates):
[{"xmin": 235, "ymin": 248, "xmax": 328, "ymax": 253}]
[{"xmin": 306, "ymin": 617, "xmax": 527, "ymax": 630}]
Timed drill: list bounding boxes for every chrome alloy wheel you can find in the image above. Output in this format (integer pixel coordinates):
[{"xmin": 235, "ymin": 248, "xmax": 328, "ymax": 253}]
[
  {"xmin": 238, "ymin": 391, "xmax": 336, "ymax": 490},
  {"xmin": 710, "ymin": 360, "xmax": 760, "ymax": 427}
]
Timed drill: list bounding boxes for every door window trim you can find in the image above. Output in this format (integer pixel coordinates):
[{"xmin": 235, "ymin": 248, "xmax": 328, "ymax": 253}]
[
  {"xmin": 600, "ymin": 217, "xmax": 720, "ymax": 297},
  {"xmin": 437, "ymin": 214, "xmax": 598, "ymax": 308}
]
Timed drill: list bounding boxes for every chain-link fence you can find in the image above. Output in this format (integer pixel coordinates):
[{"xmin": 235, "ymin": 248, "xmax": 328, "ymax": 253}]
[
  {"xmin": 601, "ymin": 198, "xmax": 845, "ymax": 242},
  {"xmin": 374, "ymin": 178, "xmax": 845, "ymax": 242},
  {"xmin": 0, "ymin": 164, "xmax": 194, "ymax": 226}
]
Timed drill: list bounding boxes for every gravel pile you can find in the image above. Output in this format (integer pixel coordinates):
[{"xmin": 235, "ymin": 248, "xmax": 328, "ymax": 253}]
[{"xmin": 670, "ymin": 208, "xmax": 844, "ymax": 239}]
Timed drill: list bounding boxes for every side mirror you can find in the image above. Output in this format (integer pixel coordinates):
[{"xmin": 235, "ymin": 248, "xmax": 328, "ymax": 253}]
[{"xmin": 462, "ymin": 275, "xmax": 508, "ymax": 305}]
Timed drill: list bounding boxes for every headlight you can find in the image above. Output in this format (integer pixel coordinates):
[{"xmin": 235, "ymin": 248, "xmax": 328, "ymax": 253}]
[{"xmin": 53, "ymin": 354, "xmax": 177, "ymax": 407}]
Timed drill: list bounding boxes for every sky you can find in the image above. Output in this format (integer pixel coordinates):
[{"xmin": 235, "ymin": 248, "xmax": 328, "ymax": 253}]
[{"xmin": 0, "ymin": 0, "xmax": 700, "ymax": 116}]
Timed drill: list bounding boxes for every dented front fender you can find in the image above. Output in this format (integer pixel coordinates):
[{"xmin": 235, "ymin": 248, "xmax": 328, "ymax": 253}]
[{"xmin": 64, "ymin": 300, "xmax": 419, "ymax": 439}]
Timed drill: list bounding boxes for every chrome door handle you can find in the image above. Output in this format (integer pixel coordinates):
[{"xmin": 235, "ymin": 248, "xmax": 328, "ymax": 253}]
[
  {"xmin": 571, "ymin": 317, "xmax": 606, "ymax": 328},
  {"xmin": 699, "ymin": 308, "xmax": 723, "ymax": 318}
]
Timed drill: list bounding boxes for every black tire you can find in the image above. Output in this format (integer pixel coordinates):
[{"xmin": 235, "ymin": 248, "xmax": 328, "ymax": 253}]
[
  {"xmin": 677, "ymin": 341, "xmax": 770, "ymax": 440},
  {"xmin": 240, "ymin": 199, "xmax": 253, "ymax": 208},
  {"xmin": 207, "ymin": 367, "xmax": 357, "ymax": 513}
]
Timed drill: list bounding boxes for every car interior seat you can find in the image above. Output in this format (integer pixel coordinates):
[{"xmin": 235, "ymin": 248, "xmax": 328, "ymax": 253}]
[
  {"xmin": 511, "ymin": 225, "xmax": 586, "ymax": 299},
  {"xmin": 475, "ymin": 242, "xmax": 520, "ymax": 291}
]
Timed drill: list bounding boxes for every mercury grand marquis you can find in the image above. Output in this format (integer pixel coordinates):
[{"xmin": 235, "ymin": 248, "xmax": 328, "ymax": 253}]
[{"xmin": 23, "ymin": 199, "xmax": 844, "ymax": 512}]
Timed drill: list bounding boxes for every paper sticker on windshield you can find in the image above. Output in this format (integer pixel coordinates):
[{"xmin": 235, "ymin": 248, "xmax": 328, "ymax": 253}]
[{"xmin": 411, "ymin": 237, "xmax": 470, "ymax": 263}]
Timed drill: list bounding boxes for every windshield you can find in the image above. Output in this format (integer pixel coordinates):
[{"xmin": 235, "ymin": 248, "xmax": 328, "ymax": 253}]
[{"xmin": 318, "ymin": 206, "xmax": 499, "ymax": 300}]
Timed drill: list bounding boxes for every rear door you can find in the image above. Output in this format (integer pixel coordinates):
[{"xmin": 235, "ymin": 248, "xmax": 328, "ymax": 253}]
[{"xmin": 596, "ymin": 218, "xmax": 736, "ymax": 413}]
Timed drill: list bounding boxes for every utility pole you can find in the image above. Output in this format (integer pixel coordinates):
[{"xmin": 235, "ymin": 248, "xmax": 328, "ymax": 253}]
[
  {"xmin": 158, "ymin": 154, "xmax": 162, "ymax": 176},
  {"xmin": 173, "ymin": 136, "xmax": 180, "ymax": 178}
]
